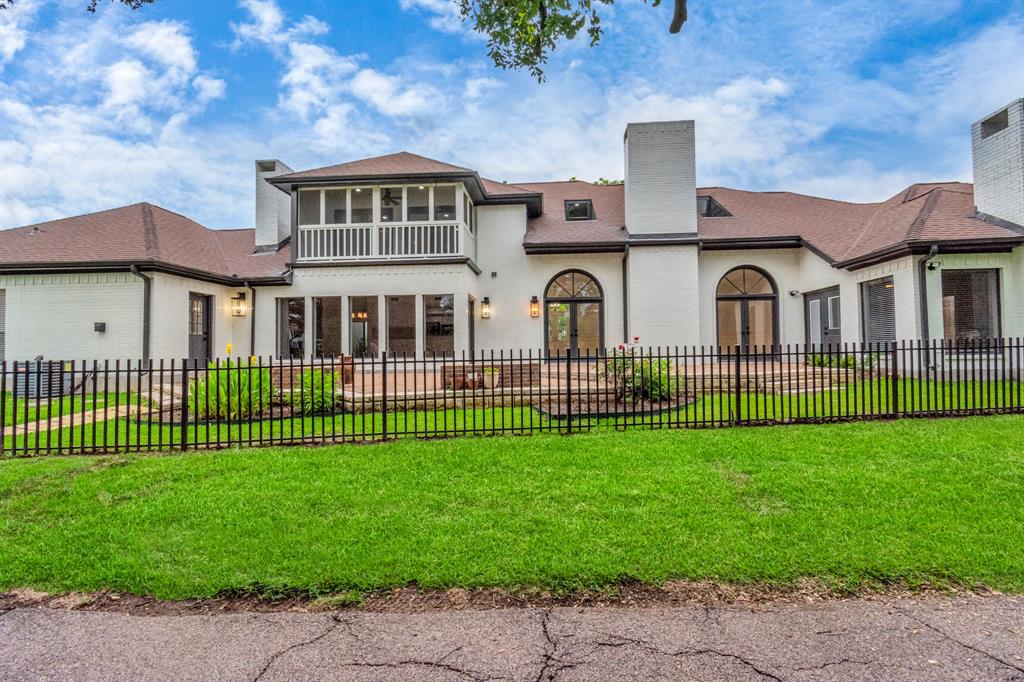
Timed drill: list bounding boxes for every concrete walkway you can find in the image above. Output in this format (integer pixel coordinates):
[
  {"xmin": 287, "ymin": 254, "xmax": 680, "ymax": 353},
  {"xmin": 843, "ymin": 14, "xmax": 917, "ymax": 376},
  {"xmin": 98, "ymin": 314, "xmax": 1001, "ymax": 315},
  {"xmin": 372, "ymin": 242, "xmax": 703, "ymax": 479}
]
[{"xmin": 1, "ymin": 595, "xmax": 1021, "ymax": 680}]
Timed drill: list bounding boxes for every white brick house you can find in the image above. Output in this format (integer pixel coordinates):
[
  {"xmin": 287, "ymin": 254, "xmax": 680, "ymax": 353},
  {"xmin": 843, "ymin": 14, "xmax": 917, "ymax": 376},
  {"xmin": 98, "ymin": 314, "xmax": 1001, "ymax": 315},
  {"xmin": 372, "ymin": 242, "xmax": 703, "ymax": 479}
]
[{"xmin": 0, "ymin": 98, "xmax": 1022, "ymax": 362}]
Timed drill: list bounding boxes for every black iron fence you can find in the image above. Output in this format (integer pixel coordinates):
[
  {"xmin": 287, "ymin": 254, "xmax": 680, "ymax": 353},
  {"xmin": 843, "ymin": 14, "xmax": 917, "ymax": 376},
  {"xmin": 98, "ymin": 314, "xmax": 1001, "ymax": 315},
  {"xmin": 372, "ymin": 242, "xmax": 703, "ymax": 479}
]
[{"xmin": 2, "ymin": 338, "xmax": 1023, "ymax": 456}]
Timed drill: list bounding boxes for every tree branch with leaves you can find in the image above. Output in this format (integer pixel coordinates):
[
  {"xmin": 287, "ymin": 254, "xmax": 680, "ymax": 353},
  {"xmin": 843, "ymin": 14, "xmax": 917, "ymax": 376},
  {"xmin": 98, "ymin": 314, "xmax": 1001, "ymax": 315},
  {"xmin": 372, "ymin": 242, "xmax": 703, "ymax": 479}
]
[{"xmin": 458, "ymin": 0, "xmax": 687, "ymax": 81}]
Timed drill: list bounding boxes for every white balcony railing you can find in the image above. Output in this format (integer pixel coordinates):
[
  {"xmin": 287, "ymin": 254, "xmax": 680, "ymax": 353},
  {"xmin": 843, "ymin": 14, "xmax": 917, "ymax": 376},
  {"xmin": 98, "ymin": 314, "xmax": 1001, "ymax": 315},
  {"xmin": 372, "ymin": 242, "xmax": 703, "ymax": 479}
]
[{"xmin": 296, "ymin": 221, "xmax": 476, "ymax": 262}]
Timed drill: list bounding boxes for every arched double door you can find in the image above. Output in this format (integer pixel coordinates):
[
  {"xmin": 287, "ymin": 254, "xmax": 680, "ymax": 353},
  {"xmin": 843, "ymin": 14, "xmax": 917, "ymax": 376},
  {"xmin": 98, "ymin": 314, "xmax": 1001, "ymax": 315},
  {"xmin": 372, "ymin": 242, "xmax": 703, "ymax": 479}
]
[
  {"xmin": 716, "ymin": 266, "xmax": 778, "ymax": 352},
  {"xmin": 545, "ymin": 270, "xmax": 603, "ymax": 356}
]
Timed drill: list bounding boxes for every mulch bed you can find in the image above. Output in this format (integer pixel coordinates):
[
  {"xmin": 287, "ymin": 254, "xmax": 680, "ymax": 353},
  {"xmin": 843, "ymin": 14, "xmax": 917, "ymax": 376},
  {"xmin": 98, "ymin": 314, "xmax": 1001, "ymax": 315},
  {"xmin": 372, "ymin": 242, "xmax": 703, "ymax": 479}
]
[{"xmin": 0, "ymin": 580, "xmax": 993, "ymax": 616}]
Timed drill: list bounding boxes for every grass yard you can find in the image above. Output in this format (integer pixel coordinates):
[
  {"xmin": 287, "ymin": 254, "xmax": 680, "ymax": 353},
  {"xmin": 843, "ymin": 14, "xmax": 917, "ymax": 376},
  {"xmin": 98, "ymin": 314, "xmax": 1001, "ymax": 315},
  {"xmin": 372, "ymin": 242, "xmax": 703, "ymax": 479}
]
[
  {"xmin": 5, "ymin": 377, "xmax": 1023, "ymax": 454},
  {"xmin": 1, "ymin": 415, "xmax": 1023, "ymax": 600},
  {"xmin": 2, "ymin": 392, "xmax": 138, "ymax": 426}
]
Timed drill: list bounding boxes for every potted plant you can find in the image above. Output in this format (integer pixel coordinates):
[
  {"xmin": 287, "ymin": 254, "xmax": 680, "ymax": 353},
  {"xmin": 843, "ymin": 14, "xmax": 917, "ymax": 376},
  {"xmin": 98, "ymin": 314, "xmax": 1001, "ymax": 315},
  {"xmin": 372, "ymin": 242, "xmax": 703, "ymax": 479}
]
[{"xmin": 481, "ymin": 366, "xmax": 501, "ymax": 389}]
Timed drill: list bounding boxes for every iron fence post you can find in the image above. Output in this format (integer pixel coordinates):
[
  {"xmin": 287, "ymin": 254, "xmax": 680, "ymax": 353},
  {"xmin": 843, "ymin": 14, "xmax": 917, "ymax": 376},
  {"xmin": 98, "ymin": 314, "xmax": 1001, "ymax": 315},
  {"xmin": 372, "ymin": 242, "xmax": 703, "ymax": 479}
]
[
  {"xmin": 565, "ymin": 348, "xmax": 573, "ymax": 434},
  {"xmin": 734, "ymin": 345, "xmax": 742, "ymax": 424},
  {"xmin": 890, "ymin": 341, "xmax": 899, "ymax": 418},
  {"xmin": 180, "ymin": 359, "xmax": 189, "ymax": 451},
  {"xmin": 381, "ymin": 351, "xmax": 388, "ymax": 441}
]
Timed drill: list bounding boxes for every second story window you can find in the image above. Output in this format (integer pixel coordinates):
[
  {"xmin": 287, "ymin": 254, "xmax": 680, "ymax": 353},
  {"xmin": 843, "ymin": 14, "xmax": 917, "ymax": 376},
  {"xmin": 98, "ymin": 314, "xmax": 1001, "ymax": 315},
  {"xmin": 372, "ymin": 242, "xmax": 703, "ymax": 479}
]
[
  {"xmin": 298, "ymin": 189, "xmax": 320, "ymax": 225},
  {"xmin": 325, "ymin": 189, "xmax": 347, "ymax": 224},
  {"xmin": 435, "ymin": 185, "xmax": 456, "ymax": 221},
  {"xmin": 408, "ymin": 186, "xmax": 429, "ymax": 221},
  {"xmin": 351, "ymin": 188, "xmax": 372, "ymax": 223},
  {"xmin": 565, "ymin": 199, "xmax": 595, "ymax": 221},
  {"xmin": 380, "ymin": 187, "xmax": 403, "ymax": 222}
]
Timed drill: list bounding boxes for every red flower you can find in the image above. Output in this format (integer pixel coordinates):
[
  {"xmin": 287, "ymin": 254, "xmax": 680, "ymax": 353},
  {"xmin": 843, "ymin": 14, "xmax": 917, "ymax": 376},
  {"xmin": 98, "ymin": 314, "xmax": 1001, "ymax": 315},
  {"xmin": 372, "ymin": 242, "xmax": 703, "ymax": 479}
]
[
  {"xmin": 633, "ymin": 336, "xmax": 640, "ymax": 343},
  {"xmin": 617, "ymin": 343, "xmax": 625, "ymax": 350}
]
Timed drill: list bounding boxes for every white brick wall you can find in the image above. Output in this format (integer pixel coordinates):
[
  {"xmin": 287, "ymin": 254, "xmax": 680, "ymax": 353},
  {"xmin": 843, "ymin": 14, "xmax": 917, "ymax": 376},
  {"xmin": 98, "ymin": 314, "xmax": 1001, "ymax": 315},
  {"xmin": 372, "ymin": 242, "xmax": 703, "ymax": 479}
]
[
  {"xmin": 627, "ymin": 245, "xmax": 700, "ymax": 347},
  {"xmin": 0, "ymin": 273, "xmax": 143, "ymax": 361},
  {"xmin": 255, "ymin": 159, "xmax": 294, "ymax": 248},
  {"xmin": 624, "ymin": 121, "xmax": 698, "ymax": 235},
  {"xmin": 971, "ymin": 99, "xmax": 1024, "ymax": 226},
  {"xmin": 148, "ymin": 273, "xmax": 247, "ymax": 361}
]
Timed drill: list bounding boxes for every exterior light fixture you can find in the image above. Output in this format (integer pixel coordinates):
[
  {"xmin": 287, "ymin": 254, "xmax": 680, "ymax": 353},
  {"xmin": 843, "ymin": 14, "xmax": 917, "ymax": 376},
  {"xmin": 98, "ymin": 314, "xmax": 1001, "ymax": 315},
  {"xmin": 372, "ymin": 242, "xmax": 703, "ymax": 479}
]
[
  {"xmin": 351, "ymin": 311, "xmax": 368, "ymax": 321},
  {"xmin": 230, "ymin": 292, "xmax": 247, "ymax": 317},
  {"xmin": 481, "ymin": 297, "xmax": 491, "ymax": 319},
  {"xmin": 787, "ymin": 290, "xmax": 800, "ymax": 297},
  {"xmin": 530, "ymin": 295, "xmax": 540, "ymax": 318}
]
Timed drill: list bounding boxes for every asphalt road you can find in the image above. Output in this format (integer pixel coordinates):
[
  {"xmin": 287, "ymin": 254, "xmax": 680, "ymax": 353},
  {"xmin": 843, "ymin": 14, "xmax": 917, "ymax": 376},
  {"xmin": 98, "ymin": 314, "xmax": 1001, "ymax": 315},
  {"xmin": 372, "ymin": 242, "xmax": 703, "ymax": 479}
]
[{"xmin": 1, "ymin": 595, "xmax": 1022, "ymax": 681}]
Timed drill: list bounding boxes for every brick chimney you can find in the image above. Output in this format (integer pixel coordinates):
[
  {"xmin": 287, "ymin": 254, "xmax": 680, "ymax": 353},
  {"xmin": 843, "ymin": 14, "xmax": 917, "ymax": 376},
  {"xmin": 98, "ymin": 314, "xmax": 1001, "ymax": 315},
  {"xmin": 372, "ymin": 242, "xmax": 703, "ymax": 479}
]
[
  {"xmin": 971, "ymin": 99, "xmax": 1024, "ymax": 227},
  {"xmin": 624, "ymin": 120, "xmax": 698, "ymax": 236},
  {"xmin": 255, "ymin": 159, "xmax": 294, "ymax": 249}
]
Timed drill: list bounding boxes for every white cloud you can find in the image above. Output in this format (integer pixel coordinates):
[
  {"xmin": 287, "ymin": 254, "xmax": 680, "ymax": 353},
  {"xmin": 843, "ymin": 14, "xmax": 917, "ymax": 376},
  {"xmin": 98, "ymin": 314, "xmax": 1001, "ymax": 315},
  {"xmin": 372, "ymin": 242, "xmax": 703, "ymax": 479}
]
[
  {"xmin": 349, "ymin": 69, "xmax": 439, "ymax": 117},
  {"xmin": 279, "ymin": 42, "xmax": 358, "ymax": 119},
  {"xmin": 192, "ymin": 74, "xmax": 226, "ymax": 103},
  {"xmin": 399, "ymin": 0, "xmax": 468, "ymax": 34},
  {"xmin": 0, "ymin": 0, "xmax": 36, "ymax": 66},
  {"xmin": 230, "ymin": 0, "xmax": 328, "ymax": 48}
]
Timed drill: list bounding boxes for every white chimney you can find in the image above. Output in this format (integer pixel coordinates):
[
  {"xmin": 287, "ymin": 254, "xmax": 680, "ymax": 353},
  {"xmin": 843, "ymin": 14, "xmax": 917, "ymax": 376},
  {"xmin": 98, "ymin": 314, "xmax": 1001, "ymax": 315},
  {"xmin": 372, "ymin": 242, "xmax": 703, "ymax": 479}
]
[
  {"xmin": 255, "ymin": 159, "xmax": 293, "ymax": 249},
  {"xmin": 971, "ymin": 98, "xmax": 1024, "ymax": 227},
  {"xmin": 624, "ymin": 120, "xmax": 697, "ymax": 235}
]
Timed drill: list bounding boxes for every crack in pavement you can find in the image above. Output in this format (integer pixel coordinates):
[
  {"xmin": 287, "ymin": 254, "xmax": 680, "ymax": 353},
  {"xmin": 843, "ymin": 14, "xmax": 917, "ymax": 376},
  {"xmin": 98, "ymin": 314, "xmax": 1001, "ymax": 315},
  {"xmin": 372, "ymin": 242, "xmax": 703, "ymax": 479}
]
[
  {"xmin": 895, "ymin": 608, "xmax": 1024, "ymax": 676},
  {"xmin": 790, "ymin": 657, "xmax": 874, "ymax": 672},
  {"xmin": 533, "ymin": 609, "xmax": 583, "ymax": 682},
  {"xmin": 340, "ymin": 654, "xmax": 505, "ymax": 681},
  {"xmin": 592, "ymin": 632, "xmax": 783, "ymax": 681},
  {"xmin": 252, "ymin": 614, "xmax": 344, "ymax": 681}
]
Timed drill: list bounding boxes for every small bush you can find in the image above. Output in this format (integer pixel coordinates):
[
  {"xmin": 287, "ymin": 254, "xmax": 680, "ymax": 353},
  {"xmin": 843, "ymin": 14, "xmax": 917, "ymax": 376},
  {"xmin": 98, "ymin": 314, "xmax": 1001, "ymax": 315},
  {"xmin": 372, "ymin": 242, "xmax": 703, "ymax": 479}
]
[
  {"xmin": 290, "ymin": 368, "xmax": 337, "ymax": 415},
  {"xmin": 188, "ymin": 359, "xmax": 273, "ymax": 420},
  {"xmin": 808, "ymin": 353, "xmax": 858, "ymax": 369},
  {"xmin": 602, "ymin": 348, "xmax": 677, "ymax": 404}
]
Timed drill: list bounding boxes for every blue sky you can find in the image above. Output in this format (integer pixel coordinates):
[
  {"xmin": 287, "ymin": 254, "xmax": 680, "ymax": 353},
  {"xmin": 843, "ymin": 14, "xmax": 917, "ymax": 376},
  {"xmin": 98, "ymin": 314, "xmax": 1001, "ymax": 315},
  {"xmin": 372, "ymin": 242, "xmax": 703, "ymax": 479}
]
[{"xmin": 0, "ymin": 0, "xmax": 1021, "ymax": 230}]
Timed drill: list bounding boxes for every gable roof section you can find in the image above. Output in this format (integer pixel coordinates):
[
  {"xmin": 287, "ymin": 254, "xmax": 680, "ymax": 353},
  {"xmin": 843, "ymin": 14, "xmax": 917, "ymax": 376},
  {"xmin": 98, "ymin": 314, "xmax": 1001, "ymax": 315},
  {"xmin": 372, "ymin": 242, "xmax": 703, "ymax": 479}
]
[
  {"xmin": 272, "ymin": 151, "xmax": 474, "ymax": 181},
  {"xmin": 0, "ymin": 203, "xmax": 290, "ymax": 283},
  {"xmin": 519, "ymin": 181, "xmax": 627, "ymax": 252}
]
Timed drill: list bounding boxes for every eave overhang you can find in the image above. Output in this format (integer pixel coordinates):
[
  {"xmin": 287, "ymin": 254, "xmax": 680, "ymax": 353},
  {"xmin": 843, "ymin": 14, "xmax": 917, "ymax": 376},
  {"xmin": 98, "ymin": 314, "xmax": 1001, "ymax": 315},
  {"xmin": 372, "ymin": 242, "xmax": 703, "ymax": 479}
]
[{"xmin": 0, "ymin": 260, "xmax": 292, "ymax": 287}]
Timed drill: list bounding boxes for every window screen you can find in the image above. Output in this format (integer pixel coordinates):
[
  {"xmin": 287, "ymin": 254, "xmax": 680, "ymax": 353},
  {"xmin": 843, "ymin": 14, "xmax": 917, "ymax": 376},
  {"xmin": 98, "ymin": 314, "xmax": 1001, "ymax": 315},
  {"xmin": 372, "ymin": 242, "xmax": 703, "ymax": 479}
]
[
  {"xmin": 861, "ymin": 277, "xmax": 895, "ymax": 344},
  {"xmin": 941, "ymin": 269, "xmax": 1000, "ymax": 343}
]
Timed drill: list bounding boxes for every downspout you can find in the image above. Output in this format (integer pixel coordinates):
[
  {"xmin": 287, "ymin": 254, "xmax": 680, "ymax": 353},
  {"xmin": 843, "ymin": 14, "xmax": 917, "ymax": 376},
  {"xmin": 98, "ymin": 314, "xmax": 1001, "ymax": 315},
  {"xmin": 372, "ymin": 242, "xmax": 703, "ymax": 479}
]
[
  {"xmin": 918, "ymin": 245, "xmax": 939, "ymax": 341},
  {"xmin": 129, "ymin": 265, "xmax": 151, "ymax": 362},
  {"xmin": 245, "ymin": 282, "xmax": 257, "ymax": 358},
  {"xmin": 621, "ymin": 245, "xmax": 630, "ymax": 343}
]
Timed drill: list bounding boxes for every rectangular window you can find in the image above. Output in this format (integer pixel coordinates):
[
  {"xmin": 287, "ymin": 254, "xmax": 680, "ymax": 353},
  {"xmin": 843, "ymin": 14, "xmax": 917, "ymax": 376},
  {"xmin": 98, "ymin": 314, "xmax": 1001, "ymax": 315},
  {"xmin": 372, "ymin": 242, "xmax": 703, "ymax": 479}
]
[
  {"xmin": 827, "ymin": 295, "xmax": 841, "ymax": 330},
  {"xmin": 386, "ymin": 295, "xmax": 416, "ymax": 357},
  {"xmin": 564, "ymin": 199, "xmax": 595, "ymax": 220},
  {"xmin": 380, "ymin": 186, "xmax": 403, "ymax": 222},
  {"xmin": 313, "ymin": 296, "xmax": 342, "ymax": 357},
  {"xmin": 277, "ymin": 297, "xmax": 305, "ymax": 358},
  {"xmin": 434, "ymin": 185, "xmax": 456, "ymax": 221},
  {"xmin": 981, "ymin": 108, "xmax": 1009, "ymax": 138},
  {"xmin": 407, "ymin": 185, "xmax": 430, "ymax": 221},
  {"xmin": 349, "ymin": 296, "xmax": 379, "ymax": 358},
  {"xmin": 941, "ymin": 269, "xmax": 1000, "ymax": 344},
  {"xmin": 424, "ymin": 294, "xmax": 455, "ymax": 357},
  {"xmin": 860, "ymin": 277, "xmax": 895, "ymax": 344},
  {"xmin": 297, "ymin": 190, "xmax": 321, "ymax": 226},
  {"xmin": 324, "ymin": 189, "xmax": 347, "ymax": 224},
  {"xmin": 350, "ymin": 188, "xmax": 372, "ymax": 223}
]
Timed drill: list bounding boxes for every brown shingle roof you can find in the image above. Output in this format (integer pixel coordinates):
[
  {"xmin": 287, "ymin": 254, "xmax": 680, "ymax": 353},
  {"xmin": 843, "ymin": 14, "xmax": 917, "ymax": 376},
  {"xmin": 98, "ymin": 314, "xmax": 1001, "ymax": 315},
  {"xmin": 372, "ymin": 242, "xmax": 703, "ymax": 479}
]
[
  {"xmin": 273, "ymin": 152, "xmax": 473, "ymax": 181},
  {"xmin": 0, "ymin": 203, "xmax": 289, "ymax": 282},
  {"xmin": 519, "ymin": 181, "xmax": 626, "ymax": 248},
  {"xmin": 521, "ymin": 180, "xmax": 1022, "ymax": 265}
]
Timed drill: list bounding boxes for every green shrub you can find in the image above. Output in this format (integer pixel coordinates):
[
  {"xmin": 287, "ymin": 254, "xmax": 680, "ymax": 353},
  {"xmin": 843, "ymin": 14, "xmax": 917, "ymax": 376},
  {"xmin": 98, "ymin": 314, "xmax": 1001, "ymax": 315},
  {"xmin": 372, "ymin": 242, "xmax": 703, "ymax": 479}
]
[
  {"xmin": 290, "ymin": 368, "xmax": 337, "ymax": 415},
  {"xmin": 808, "ymin": 353, "xmax": 858, "ymax": 369},
  {"xmin": 602, "ymin": 349, "xmax": 677, "ymax": 404},
  {"xmin": 187, "ymin": 359, "xmax": 273, "ymax": 420}
]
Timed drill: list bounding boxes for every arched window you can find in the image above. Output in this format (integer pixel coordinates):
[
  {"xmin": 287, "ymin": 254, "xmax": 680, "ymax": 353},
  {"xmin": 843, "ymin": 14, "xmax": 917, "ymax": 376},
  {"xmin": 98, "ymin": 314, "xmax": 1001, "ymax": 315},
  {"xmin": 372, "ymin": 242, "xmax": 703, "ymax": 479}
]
[
  {"xmin": 544, "ymin": 270, "xmax": 603, "ymax": 356},
  {"xmin": 716, "ymin": 266, "xmax": 778, "ymax": 351}
]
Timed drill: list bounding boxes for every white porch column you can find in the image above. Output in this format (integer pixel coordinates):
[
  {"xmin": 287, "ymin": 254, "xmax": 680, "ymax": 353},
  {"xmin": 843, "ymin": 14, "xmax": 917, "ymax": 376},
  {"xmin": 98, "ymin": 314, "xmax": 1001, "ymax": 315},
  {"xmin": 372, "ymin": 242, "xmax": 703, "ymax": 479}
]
[
  {"xmin": 303, "ymin": 295, "xmax": 314, "ymax": 358},
  {"xmin": 415, "ymin": 294, "xmax": 425, "ymax": 358},
  {"xmin": 377, "ymin": 294, "xmax": 387, "ymax": 355},
  {"xmin": 341, "ymin": 296, "xmax": 351, "ymax": 355}
]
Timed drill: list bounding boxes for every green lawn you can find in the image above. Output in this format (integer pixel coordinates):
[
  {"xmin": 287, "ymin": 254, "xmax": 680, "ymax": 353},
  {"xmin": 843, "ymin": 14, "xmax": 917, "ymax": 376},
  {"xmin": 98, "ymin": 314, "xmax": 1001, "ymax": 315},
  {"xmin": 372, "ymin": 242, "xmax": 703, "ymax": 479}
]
[
  {"xmin": 1, "ymin": 415, "xmax": 1022, "ymax": 600},
  {"xmin": 5, "ymin": 378, "xmax": 1022, "ymax": 454},
  {"xmin": 2, "ymin": 392, "xmax": 138, "ymax": 426}
]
